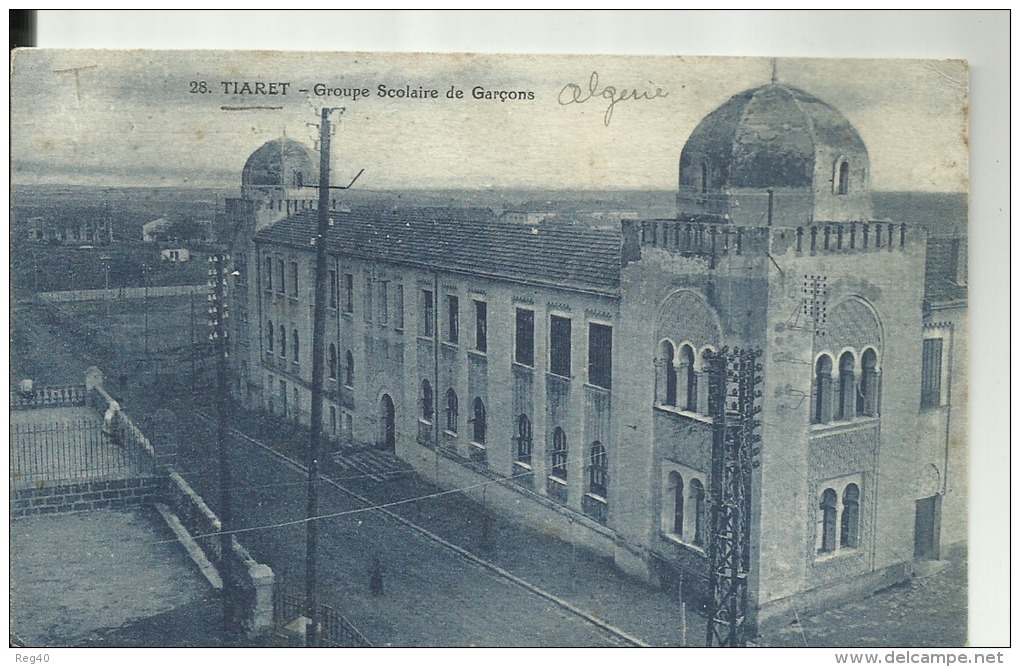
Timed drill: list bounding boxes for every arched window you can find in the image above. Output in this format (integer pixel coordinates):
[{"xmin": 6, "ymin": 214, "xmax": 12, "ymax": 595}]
[
  {"xmin": 516, "ymin": 414, "xmax": 532, "ymax": 464},
  {"xmin": 838, "ymin": 352, "xmax": 855, "ymax": 421},
  {"xmin": 445, "ymin": 388, "xmax": 458, "ymax": 433},
  {"xmin": 328, "ymin": 344, "xmax": 337, "ymax": 380},
  {"xmin": 292, "ymin": 329, "xmax": 300, "ymax": 363},
  {"xmin": 858, "ymin": 349, "xmax": 879, "ymax": 416},
  {"xmin": 813, "ymin": 355, "xmax": 833, "ymax": 424},
  {"xmin": 680, "ymin": 345, "xmax": 697, "ymax": 412},
  {"xmin": 279, "ymin": 328, "xmax": 287, "ymax": 358},
  {"xmin": 700, "ymin": 163, "xmax": 709, "ymax": 194},
  {"xmin": 267, "ymin": 320, "xmax": 274, "ymax": 353},
  {"xmin": 690, "ymin": 479, "xmax": 706, "ymax": 546},
  {"xmin": 819, "ymin": 488, "xmax": 838, "ymax": 553},
  {"xmin": 669, "ymin": 472, "xmax": 684, "ymax": 536},
  {"xmin": 669, "ymin": 471, "xmax": 685, "ymax": 538},
  {"xmin": 295, "ymin": 171, "xmax": 303, "ymax": 188},
  {"xmin": 344, "ymin": 351, "xmax": 354, "ymax": 387},
  {"xmin": 837, "ymin": 160, "xmax": 850, "ymax": 195},
  {"xmin": 589, "ymin": 442, "xmax": 607, "ymax": 497},
  {"xmin": 657, "ymin": 341, "xmax": 676, "ymax": 406},
  {"xmin": 551, "ymin": 427, "xmax": 567, "ymax": 481},
  {"xmin": 472, "ymin": 397, "xmax": 486, "ymax": 444},
  {"xmin": 841, "ymin": 484, "xmax": 860, "ymax": 548},
  {"xmin": 420, "ymin": 380, "xmax": 433, "ymax": 421}
]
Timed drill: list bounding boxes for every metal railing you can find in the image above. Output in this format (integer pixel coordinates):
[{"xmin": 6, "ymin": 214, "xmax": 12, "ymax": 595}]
[
  {"xmin": 9, "ymin": 418, "xmax": 153, "ymax": 489},
  {"xmin": 273, "ymin": 589, "xmax": 371, "ymax": 647}
]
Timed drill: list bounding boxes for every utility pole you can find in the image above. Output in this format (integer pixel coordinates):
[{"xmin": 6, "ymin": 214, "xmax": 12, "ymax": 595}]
[
  {"xmin": 207, "ymin": 251, "xmax": 234, "ymax": 639},
  {"xmin": 704, "ymin": 347, "xmax": 763, "ymax": 647},
  {"xmin": 298, "ymin": 107, "xmax": 361, "ymax": 646}
]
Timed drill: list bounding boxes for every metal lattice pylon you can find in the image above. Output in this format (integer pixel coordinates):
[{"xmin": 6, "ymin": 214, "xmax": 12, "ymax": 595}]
[{"xmin": 704, "ymin": 347, "xmax": 763, "ymax": 647}]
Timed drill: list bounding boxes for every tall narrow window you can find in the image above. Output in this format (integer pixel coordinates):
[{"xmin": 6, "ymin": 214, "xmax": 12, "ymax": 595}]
[
  {"xmin": 700, "ymin": 163, "xmax": 709, "ymax": 194},
  {"xmin": 550, "ymin": 315, "xmax": 572, "ymax": 377},
  {"xmin": 277, "ymin": 259, "xmax": 285, "ymax": 294},
  {"xmin": 265, "ymin": 257, "xmax": 273, "ymax": 291},
  {"xmin": 691, "ymin": 479, "xmax": 706, "ymax": 546},
  {"xmin": 289, "ymin": 261, "xmax": 299, "ymax": 298},
  {"xmin": 588, "ymin": 323, "xmax": 613, "ymax": 389},
  {"xmin": 379, "ymin": 281, "xmax": 388, "ymax": 325},
  {"xmin": 921, "ymin": 338, "xmax": 943, "ymax": 409},
  {"xmin": 279, "ymin": 328, "xmax": 287, "ymax": 358},
  {"xmin": 589, "ymin": 442, "xmax": 607, "ymax": 497},
  {"xmin": 267, "ymin": 320, "xmax": 274, "ymax": 352},
  {"xmin": 344, "ymin": 351, "xmax": 354, "ymax": 388},
  {"xmin": 838, "ymin": 352, "xmax": 855, "ymax": 421},
  {"xmin": 447, "ymin": 295, "xmax": 459, "ymax": 344},
  {"xmin": 422, "ymin": 290, "xmax": 435, "ymax": 338},
  {"xmin": 364, "ymin": 275, "xmax": 373, "ymax": 323},
  {"xmin": 343, "ymin": 273, "xmax": 354, "ymax": 313},
  {"xmin": 658, "ymin": 340, "xmax": 676, "ymax": 406},
  {"xmin": 819, "ymin": 488, "xmax": 838, "ymax": 553},
  {"xmin": 670, "ymin": 472, "xmax": 684, "ymax": 536},
  {"xmin": 516, "ymin": 414, "xmax": 532, "ymax": 464},
  {"xmin": 837, "ymin": 160, "xmax": 850, "ymax": 195},
  {"xmin": 474, "ymin": 300, "xmax": 487, "ymax": 352},
  {"xmin": 841, "ymin": 484, "xmax": 860, "ymax": 548},
  {"xmin": 681, "ymin": 345, "xmax": 697, "ymax": 411},
  {"xmin": 421, "ymin": 380, "xmax": 433, "ymax": 421},
  {"xmin": 394, "ymin": 284, "xmax": 404, "ymax": 329},
  {"xmin": 551, "ymin": 427, "xmax": 568, "ymax": 481},
  {"xmin": 814, "ymin": 355, "xmax": 833, "ymax": 424},
  {"xmin": 515, "ymin": 308, "xmax": 534, "ymax": 366},
  {"xmin": 328, "ymin": 343, "xmax": 337, "ymax": 380},
  {"xmin": 330, "ymin": 405, "xmax": 337, "ymax": 434},
  {"xmin": 472, "ymin": 398, "xmax": 486, "ymax": 444},
  {"xmin": 280, "ymin": 380, "xmax": 288, "ymax": 417},
  {"xmin": 328, "ymin": 270, "xmax": 338, "ymax": 309},
  {"xmin": 292, "ymin": 329, "xmax": 300, "ymax": 363},
  {"xmin": 858, "ymin": 348, "xmax": 879, "ymax": 416},
  {"xmin": 445, "ymin": 388, "xmax": 458, "ymax": 433}
]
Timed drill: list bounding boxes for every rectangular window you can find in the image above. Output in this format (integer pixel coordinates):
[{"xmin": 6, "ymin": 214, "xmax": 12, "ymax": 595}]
[
  {"xmin": 289, "ymin": 261, "xmax": 299, "ymax": 298},
  {"xmin": 422, "ymin": 290, "xmax": 435, "ymax": 338},
  {"xmin": 343, "ymin": 273, "xmax": 354, "ymax": 313},
  {"xmin": 515, "ymin": 308, "xmax": 535, "ymax": 366},
  {"xmin": 265, "ymin": 256, "xmax": 273, "ymax": 291},
  {"xmin": 550, "ymin": 315, "xmax": 572, "ymax": 377},
  {"xmin": 447, "ymin": 295, "xmax": 459, "ymax": 344},
  {"xmin": 474, "ymin": 300, "xmax": 487, "ymax": 352},
  {"xmin": 277, "ymin": 259, "xmax": 285, "ymax": 294},
  {"xmin": 364, "ymin": 275, "xmax": 373, "ymax": 323},
  {"xmin": 380, "ymin": 281, "xmax": 389, "ymax": 325},
  {"xmin": 328, "ymin": 270, "xmax": 338, "ymax": 309},
  {"xmin": 921, "ymin": 338, "xmax": 943, "ymax": 409},
  {"xmin": 395, "ymin": 284, "xmax": 404, "ymax": 329},
  {"xmin": 588, "ymin": 323, "xmax": 613, "ymax": 389}
]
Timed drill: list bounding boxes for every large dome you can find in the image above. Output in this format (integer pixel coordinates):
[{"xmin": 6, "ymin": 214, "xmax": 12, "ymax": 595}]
[
  {"xmin": 677, "ymin": 83, "xmax": 872, "ymax": 225},
  {"xmin": 241, "ymin": 138, "xmax": 317, "ymax": 189}
]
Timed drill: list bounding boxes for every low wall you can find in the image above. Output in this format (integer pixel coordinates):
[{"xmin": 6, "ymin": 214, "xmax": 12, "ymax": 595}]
[
  {"xmin": 39, "ymin": 284, "xmax": 206, "ymax": 302},
  {"xmin": 10, "ymin": 476, "xmax": 163, "ymax": 518}
]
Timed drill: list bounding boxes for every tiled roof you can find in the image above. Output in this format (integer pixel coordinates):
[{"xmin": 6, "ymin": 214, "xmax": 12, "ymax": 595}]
[{"xmin": 254, "ymin": 207, "xmax": 622, "ymax": 296}]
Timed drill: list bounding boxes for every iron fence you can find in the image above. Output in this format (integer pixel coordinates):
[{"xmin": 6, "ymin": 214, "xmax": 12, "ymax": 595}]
[
  {"xmin": 9, "ymin": 418, "xmax": 153, "ymax": 489},
  {"xmin": 273, "ymin": 589, "xmax": 371, "ymax": 647}
]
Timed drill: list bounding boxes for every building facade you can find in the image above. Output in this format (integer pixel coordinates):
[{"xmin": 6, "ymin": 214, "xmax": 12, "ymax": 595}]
[{"xmin": 227, "ymin": 82, "xmax": 967, "ymax": 628}]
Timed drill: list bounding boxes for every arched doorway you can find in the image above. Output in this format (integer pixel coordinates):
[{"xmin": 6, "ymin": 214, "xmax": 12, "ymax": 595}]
[{"xmin": 379, "ymin": 394, "xmax": 395, "ymax": 452}]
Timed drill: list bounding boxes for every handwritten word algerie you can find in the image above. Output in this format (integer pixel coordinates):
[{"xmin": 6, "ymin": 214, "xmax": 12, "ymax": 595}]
[{"xmin": 557, "ymin": 71, "xmax": 668, "ymax": 126}]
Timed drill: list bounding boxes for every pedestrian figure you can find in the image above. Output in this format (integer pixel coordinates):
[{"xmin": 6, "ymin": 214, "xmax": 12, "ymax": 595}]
[{"xmin": 369, "ymin": 555, "xmax": 384, "ymax": 596}]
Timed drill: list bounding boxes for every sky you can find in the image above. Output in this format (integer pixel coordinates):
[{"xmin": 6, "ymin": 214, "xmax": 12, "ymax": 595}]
[{"xmin": 11, "ymin": 50, "xmax": 968, "ymax": 192}]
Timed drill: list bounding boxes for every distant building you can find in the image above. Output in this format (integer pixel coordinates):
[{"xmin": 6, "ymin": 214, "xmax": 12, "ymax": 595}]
[
  {"xmin": 161, "ymin": 247, "xmax": 191, "ymax": 262},
  {"xmin": 227, "ymin": 83, "xmax": 967, "ymax": 630},
  {"xmin": 500, "ymin": 201, "xmax": 638, "ymax": 226},
  {"xmin": 25, "ymin": 215, "xmax": 113, "ymax": 245}
]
